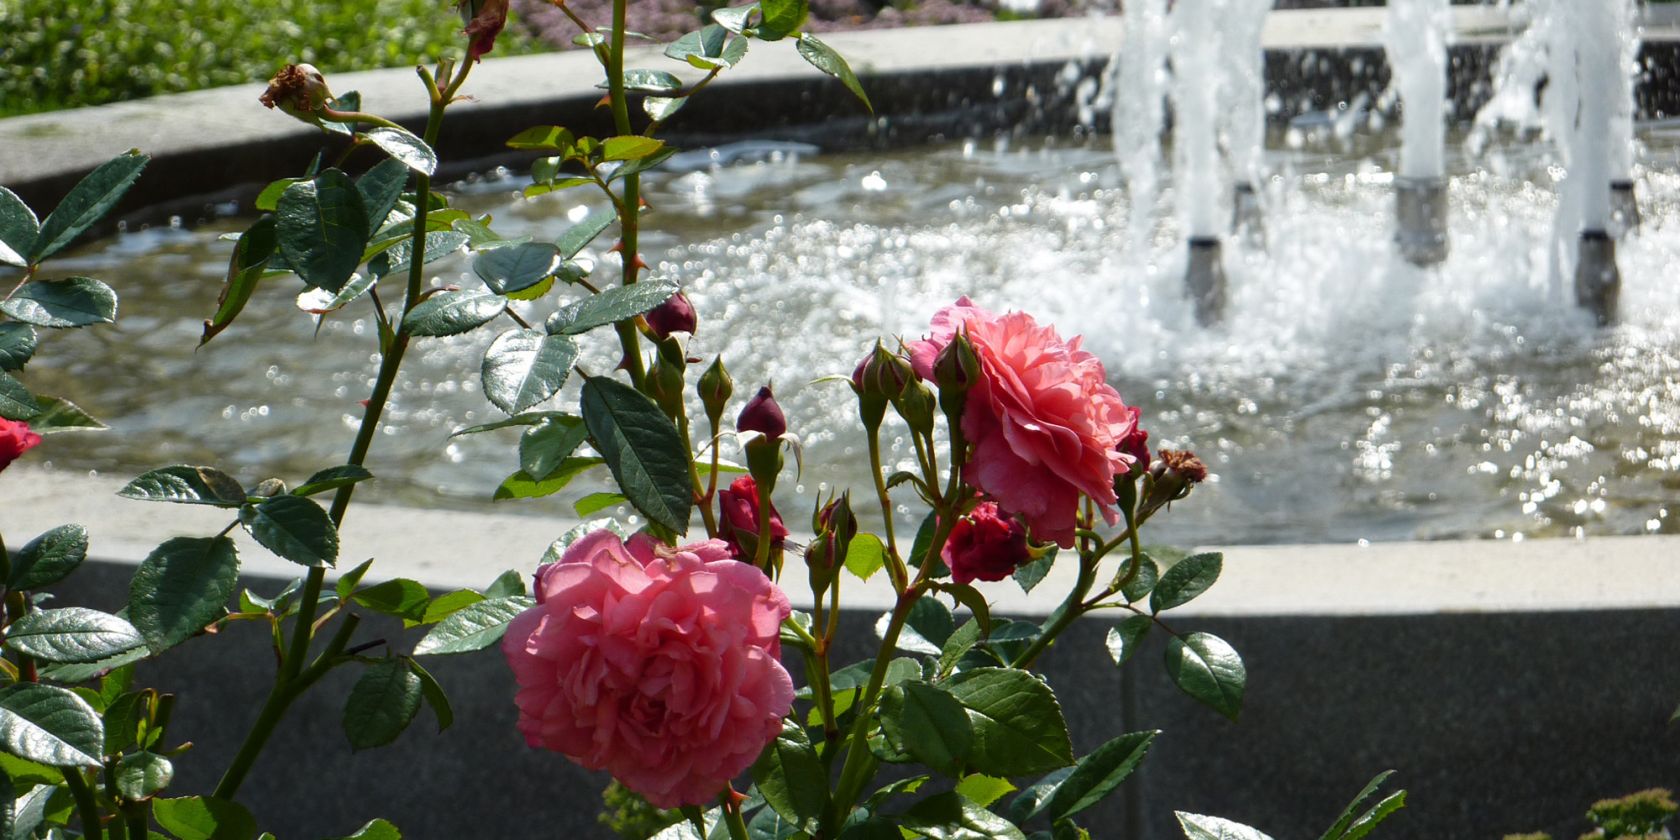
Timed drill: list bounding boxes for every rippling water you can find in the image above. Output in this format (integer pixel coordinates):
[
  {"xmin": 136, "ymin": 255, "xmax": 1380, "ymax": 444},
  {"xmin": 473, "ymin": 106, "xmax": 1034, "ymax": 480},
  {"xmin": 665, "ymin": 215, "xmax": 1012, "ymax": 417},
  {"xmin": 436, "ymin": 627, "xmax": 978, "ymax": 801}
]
[{"xmin": 19, "ymin": 128, "xmax": 1680, "ymax": 546}]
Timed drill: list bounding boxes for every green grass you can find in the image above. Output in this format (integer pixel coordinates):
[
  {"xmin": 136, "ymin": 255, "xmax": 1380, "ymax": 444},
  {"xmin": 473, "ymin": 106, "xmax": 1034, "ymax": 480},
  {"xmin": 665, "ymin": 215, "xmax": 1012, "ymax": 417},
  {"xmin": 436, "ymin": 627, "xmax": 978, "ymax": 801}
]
[{"xmin": 0, "ymin": 0, "xmax": 543, "ymax": 117}]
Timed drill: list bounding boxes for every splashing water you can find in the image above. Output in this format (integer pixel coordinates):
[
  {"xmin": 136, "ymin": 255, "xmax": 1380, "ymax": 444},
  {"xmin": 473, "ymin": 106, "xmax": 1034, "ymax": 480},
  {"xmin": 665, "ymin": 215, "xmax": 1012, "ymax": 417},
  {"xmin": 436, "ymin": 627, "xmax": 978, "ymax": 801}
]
[
  {"xmin": 1171, "ymin": 0, "xmax": 1226, "ymax": 240},
  {"xmin": 1383, "ymin": 0, "xmax": 1450, "ymax": 180},
  {"xmin": 1110, "ymin": 0, "xmax": 1170, "ymax": 253}
]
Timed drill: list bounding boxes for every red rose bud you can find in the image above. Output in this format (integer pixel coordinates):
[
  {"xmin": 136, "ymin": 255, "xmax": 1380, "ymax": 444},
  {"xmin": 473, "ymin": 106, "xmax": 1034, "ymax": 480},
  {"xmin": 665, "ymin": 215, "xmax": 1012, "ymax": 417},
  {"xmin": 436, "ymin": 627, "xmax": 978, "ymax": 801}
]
[
  {"xmin": 932, "ymin": 331, "xmax": 982, "ymax": 394},
  {"xmin": 854, "ymin": 343, "xmax": 914, "ymax": 399},
  {"xmin": 737, "ymin": 386, "xmax": 786, "ymax": 441},
  {"xmin": 943, "ymin": 502, "xmax": 1031, "ymax": 585},
  {"xmin": 645, "ymin": 291, "xmax": 697, "ymax": 341},
  {"xmin": 719, "ymin": 476, "xmax": 789, "ymax": 561},
  {"xmin": 806, "ymin": 493, "xmax": 856, "ymax": 597},
  {"xmin": 1117, "ymin": 405, "xmax": 1150, "ymax": 475},
  {"xmin": 459, "ymin": 0, "xmax": 511, "ymax": 62},
  {"xmin": 259, "ymin": 64, "xmax": 334, "ymax": 126},
  {"xmin": 0, "ymin": 418, "xmax": 42, "ymax": 474}
]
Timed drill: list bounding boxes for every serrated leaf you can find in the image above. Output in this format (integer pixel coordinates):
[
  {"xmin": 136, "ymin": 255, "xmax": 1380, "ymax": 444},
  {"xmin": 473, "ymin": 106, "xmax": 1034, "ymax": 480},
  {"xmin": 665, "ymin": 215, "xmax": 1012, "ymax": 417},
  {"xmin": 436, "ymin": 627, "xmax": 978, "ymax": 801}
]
[
  {"xmin": 450, "ymin": 410, "xmax": 570, "ymax": 436},
  {"xmin": 1013, "ymin": 548, "xmax": 1055, "ymax": 594},
  {"xmin": 152, "ymin": 796, "xmax": 257, "ymax": 840},
  {"xmin": 240, "ymin": 495, "xmax": 338, "ymax": 567},
  {"xmin": 1151, "ymin": 552, "xmax": 1222, "ymax": 613},
  {"xmin": 31, "ymin": 150, "xmax": 148, "ymax": 261},
  {"xmin": 580, "ymin": 376, "xmax": 692, "ymax": 533},
  {"xmin": 712, "ymin": 3, "xmax": 759, "ymax": 33},
  {"xmin": 954, "ymin": 775, "xmax": 1016, "ymax": 809},
  {"xmin": 37, "ymin": 645, "xmax": 149, "ymax": 684},
  {"xmin": 292, "ymin": 464, "xmax": 374, "ymax": 497},
  {"xmin": 1164, "ymin": 632, "xmax": 1245, "ymax": 720},
  {"xmin": 507, "ymin": 126, "xmax": 576, "ymax": 152},
  {"xmin": 0, "ymin": 684, "xmax": 103, "ymax": 767},
  {"xmin": 796, "ymin": 34, "xmax": 871, "ymax": 111},
  {"xmin": 900, "ymin": 791, "xmax": 1026, "ymax": 840},
  {"xmin": 1104, "ymin": 615, "xmax": 1152, "ymax": 666},
  {"xmin": 943, "ymin": 668, "xmax": 1073, "ymax": 776},
  {"xmin": 0, "ymin": 371, "xmax": 36, "ymax": 421},
  {"xmin": 21, "ymin": 395, "xmax": 105, "ymax": 434},
  {"xmin": 482, "ymin": 569, "xmax": 526, "ymax": 599},
  {"xmin": 1036, "ymin": 730, "xmax": 1158, "ymax": 821},
  {"xmin": 1119, "ymin": 554, "xmax": 1159, "ymax": 602},
  {"xmin": 418, "ymin": 589, "xmax": 483, "ymax": 625},
  {"xmin": 343, "ymin": 658, "xmax": 422, "ymax": 750},
  {"xmin": 356, "ymin": 159, "xmax": 409, "ymax": 234},
  {"xmin": 0, "ymin": 186, "xmax": 39, "ymax": 267},
  {"xmin": 0, "ymin": 324, "xmax": 35, "ymax": 371},
  {"xmin": 757, "ymin": 0, "xmax": 807, "ymax": 39},
  {"xmin": 1320, "ymin": 771, "xmax": 1397, "ymax": 840},
  {"xmin": 276, "ymin": 170, "xmax": 369, "ymax": 294},
  {"xmin": 0, "ymin": 277, "xmax": 118, "ymax": 328},
  {"xmin": 403, "ymin": 290, "xmax": 505, "ymax": 337},
  {"xmin": 296, "ymin": 272, "xmax": 374, "ymax": 314},
  {"xmin": 1338, "ymin": 791, "xmax": 1405, "ymax": 840},
  {"xmin": 365, "ymin": 126, "xmax": 437, "ymax": 175},
  {"xmin": 482, "ymin": 329, "xmax": 579, "ymax": 414},
  {"xmin": 602, "ymin": 136, "xmax": 666, "ymax": 162},
  {"xmin": 1176, "ymin": 812, "xmax": 1275, "ymax": 840},
  {"xmin": 600, "ymin": 69, "xmax": 684, "ymax": 95},
  {"xmin": 7, "ymin": 524, "xmax": 87, "ymax": 590},
  {"xmin": 119, "ymin": 466, "xmax": 245, "ymax": 507},
  {"xmin": 201, "ymin": 216, "xmax": 275, "ymax": 345},
  {"xmin": 492, "ymin": 457, "xmax": 602, "ymax": 501},
  {"xmin": 555, "ymin": 206, "xmax": 617, "ymax": 258},
  {"xmin": 114, "ymin": 751, "xmax": 173, "ymax": 800},
  {"xmin": 352, "ymin": 579, "xmax": 431, "ymax": 622},
  {"xmin": 937, "ymin": 619, "xmax": 982, "ymax": 678},
  {"xmin": 878, "ymin": 595, "xmax": 953, "ymax": 657},
  {"xmin": 546, "ymin": 278, "xmax": 681, "ymax": 335},
  {"xmin": 644, "ymin": 96, "xmax": 690, "ymax": 122},
  {"xmin": 412, "ymin": 596, "xmax": 535, "ymax": 655},
  {"xmin": 879, "ymin": 681, "xmax": 972, "ymax": 775},
  {"xmin": 5, "ymin": 608, "xmax": 144, "ymax": 664},
  {"xmin": 751, "ymin": 720, "xmax": 827, "ymax": 828},
  {"xmin": 844, "ymin": 534, "xmax": 885, "ymax": 581},
  {"xmin": 369, "ymin": 230, "xmax": 468, "ymax": 279},
  {"xmin": 573, "ymin": 492, "xmax": 626, "ymax": 517},
  {"xmin": 474, "ymin": 243, "xmax": 562, "ymax": 295},
  {"xmin": 520, "ymin": 417, "xmax": 589, "ymax": 484},
  {"xmin": 129, "ymin": 537, "xmax": 240, "ymax": 653}
]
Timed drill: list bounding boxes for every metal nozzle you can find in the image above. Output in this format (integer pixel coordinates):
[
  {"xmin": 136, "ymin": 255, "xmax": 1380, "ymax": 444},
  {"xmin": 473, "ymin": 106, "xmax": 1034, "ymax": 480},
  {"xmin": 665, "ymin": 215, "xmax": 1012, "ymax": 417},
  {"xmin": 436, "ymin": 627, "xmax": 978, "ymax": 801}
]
[
  {"xmin": 1185, "ymin": 237, "xmax": 1226, "ymax": 326},
  {"xmin": 1231, "ymin": 182, "xmax": 1265, "ymax": 248},
  {"xmin": 1575, "ymin": 229, "xmax": 1620, "ymax": 327},
  {"xmin": 1609, "ymin": 180, "xmax": 1641, "ymax": 238},
  {"xmin": 1394, "ymin": 176, "xmax": 1449, "ymax": 267}
]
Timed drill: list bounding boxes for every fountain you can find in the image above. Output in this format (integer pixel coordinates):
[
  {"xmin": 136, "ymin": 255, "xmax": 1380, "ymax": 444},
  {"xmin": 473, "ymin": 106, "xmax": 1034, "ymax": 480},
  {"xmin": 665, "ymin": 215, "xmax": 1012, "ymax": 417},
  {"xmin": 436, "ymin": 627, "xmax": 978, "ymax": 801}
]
[
  {"xmin": 1609, "ymin": 0, "xmax": 1642, "ymax": 237},
  {"xmin": 1222, "ymin": 0, "xmax": 1271, "ymax": 246},
  {"xmin": 1110, "ymin": 0, "xmax": 1169, "ymax": 255},
  {"xmin": 1570, "ymin": 0, "xmax": 1628, "ymax": 324},
  {"xmin": 1384, "ymin": 0, "xmax": 1452, "ymax": 267},
  {"xmin": 1171, "ymin": 0, "xmax": 1229, "ymax": 324}
]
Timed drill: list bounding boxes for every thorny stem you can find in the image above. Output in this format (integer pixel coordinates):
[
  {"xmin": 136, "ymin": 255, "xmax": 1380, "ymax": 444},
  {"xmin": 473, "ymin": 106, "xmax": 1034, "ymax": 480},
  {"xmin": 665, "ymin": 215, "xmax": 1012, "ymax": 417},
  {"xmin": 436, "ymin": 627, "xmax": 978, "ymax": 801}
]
[{"xmin": 606, "ymin": 0, "xmax": 649, "ymax": 393}]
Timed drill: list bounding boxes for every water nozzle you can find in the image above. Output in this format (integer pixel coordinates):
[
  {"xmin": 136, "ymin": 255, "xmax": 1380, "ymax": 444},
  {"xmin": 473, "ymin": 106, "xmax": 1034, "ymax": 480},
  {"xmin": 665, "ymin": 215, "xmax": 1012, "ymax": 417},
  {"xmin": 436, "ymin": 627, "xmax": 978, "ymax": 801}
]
[
  {"xmin": 1231, "ymin": 182, "xmax": 1265, "ymax": 248},
  {"xmin": 1394, "ymin": 176, "xmax": 1449, "ymax": 267},
  {"xmin": 1575, "ymin": 229, "xmax": 1620, "ymax": 327},
  {"xmin": 1185, "ymin": 237, "xmax": 1226, "ymax": 326},
  {"xmin": 1609, "ymin": 180, "xmax": 1641, "ymax": 238}
]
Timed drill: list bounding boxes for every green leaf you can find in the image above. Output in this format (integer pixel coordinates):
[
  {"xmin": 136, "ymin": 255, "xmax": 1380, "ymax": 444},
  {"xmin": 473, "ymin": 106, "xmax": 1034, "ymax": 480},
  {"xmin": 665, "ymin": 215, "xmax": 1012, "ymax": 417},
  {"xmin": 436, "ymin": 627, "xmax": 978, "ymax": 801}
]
[
  {"xmin": 0, "ymin": 752, "xmax": 61, "ymax": 788},
  {"xmin": 296, "ymin": 271, "xmax": 374, "ymax": 314},
  {"xmin": 955, "ymin": 775, "xmax": 1016, "ymax": 809},
  {"xmin": 474, "ymin": 243, "xmax": 562, "ymax": 295},
  {"xmin": 330, "ymin": 819, "xmax": 402, "ymax": 840},
  {"xmin": 368, "ymin": 230, "xmax": 468, "ymax": 278},
  {"xmin": 507, "ymin": 126, "xmax": 575, "ymax": 152},
  {"xmin": 546, "ymin": 278, "xmax": 682, "ymax": 335},
  {"xmin": 12, "ymin": 781, "xmax": 52, "ymax": 839},
  {"xmin": 129, "ymin": 537, "xmax": 240, "ymax": 653},
  {"xmin": 114, "ymin": 751, "xmax": 173, "ymax": 800},
  {"xmin": 1104, "ymin": 615, "xmax": 1152, "ymax": 666},
  {"xmin": 0, "ymin": 277, "xmax": 117, "ymax": 328},
  {"xmin": 573, "ymin": 492, "xmax": 627, "ymax": 517},
  {"xmin": 1338, "ymin": 792, "xmax": 1405, "ymax": 840},
  {"xmin": 751, "ymin": 720, "xmax": 827, "ymax": 828},
  {"xmin": 580, "ymin": 376, "xmax": 692, "ymax": 533},
  {"xmin": 605, "ymin": 147, "xmax": 678, "ymax": 183},
  {"xmin": 937, "ymin": 619, "xmax": 982, "ymax": 678},
  {"xmin": 21, "ymin": 395, "xmax": 105, "ymax": 434},
  {"xmin": 1036, "ymin": 730, "xmax": 1158, "ymax": 821},
  {"xmin": 5, "ymin": 608, "xmax": 144, "ymax": 664},
  {"xmin": 239, "ymin": 495, "xmax": 338, "ymax": 567},
  {"xmin": 334, "ymin": 558, "xmax": 376, "ymax": 601},
  {"xmin": 351, "ymin": 579, "xmax": 431, "ymax": 622},
  {"xmin": 411, "ymin": 596, "xmax": 535, "ymax": 655},
  {"xmin": 1164, "ymin": 632, "xmax": 1245, "ymax": 721},
  {"xmin": 0, "ymin": 371, "xmax": 37, "ymax": 421},
  {"xmin": 0, "ymin": 324, "xmax": 35, "ymax": 371},
  {"xmin": 30, "ymin": 150, "xmax": 148, "ymax": 262},
  {"xmin": 118, "ymin": 466, "xmax": 245, "ymax": 507},
  {"xmin": 844, "ymin": 534, "xmax": 885, "ymax": 581},
  {"xmin": 520, "ymin": 418, "xmax": 588, "ymax": 486},
  {"xmin": 364, "ymin": 126, "xmax": 437, "ymax": 175},
  {"xmin": 491, "ymin": 458, "xmax": 603, "ymax": 501},
  {"xmin": 403, "ymin": 290, "xmax": 505, "ymax": 337},
  {"xmin": 418, "ymin": 589, "xmax": 484, "ymax": 625},
  {"xmin": 1013, "ymin": 548, "xmax": 1055, "ymax": 595},
  {"xmin": 757, "ymin": 0, "xmax": 807, "ymax": 40},
  {"xmin": 796, "ymin": 34, "xmax": 871, "ymax": 111},
  {"xmin": 7, "ymin": 524, "xmax": 87, "ymax": 589},
  {"xmin": 450, "ymin": 410, "xmax": 571, "ymax": 437},
  {"xmin": 879, "ymin": 681, "xmax": 971, "ymax": 775},
  {"xmin": 152, "ymin": 796, "xmax": 258, "ymax": 840},
  {"xmin": 1175, "ymin": 812, "xmax": 1274, "ymax": 840},
  {"xmin": 0, "ymin": 186, "xmax": 39, "ymax": 267},
  {"xmin": 900, "ymin": 792, "xmax": 1026, "ymax": 840},
  {"xmin": 483, "ymin": 569, "xmax": 526, "ymax": 599},
  {"xmin": 355, "ymin": 159, "xmax": 410, "ymax": 234},
  {"xmin": 880, "ymin": 595, "xmax": 952, "ymax": 657},
  {"xmin": 555, "ymin": 206, "xmax": 616, "ymax": 258},
  {"xmin": 201, "ymin": 217, "xmax": 274, "ymax": 345},
  {"xmin": 292, "ymin": 464, "xmax": 374, "ymax": 497},
  {"xmin": 343, "ymin": 658, "xmax": 422, "ymax": 750},
  {"xmin": 38, "ymin": 646, "xmax": 149, "ymax": 684},
  {"xmin": 1119, "ymin": 554, "xmax": 1159, "ymax": 603},
  {"xmin": 1151, "ymin": 552, "xmax": 1222, "ymax": 613},
  {"xmin": 665, "ymin": 25, "xmax": 728, "ymax": 64},
  {"xmin": 0, "ymin": 684, "xmax": 103, "ymax": 767},
  {"xmin": 602, "ymin": 136, "xmax": 666, "ymax": 162},
  {"xmin": 644, "ymin": 96, "xmax": 689, "ymax": 122},
  {"xmin": 276, "ymin": 170, "xmax": 369, "ymax": 294},
  {"xmin": 943, "ymin": 668, "xmax": 1073, "ymax": 776},
  {"xmin": 1319, "ymin": 771, "xmax": 1396, "ymax": 840},
  {"xmin": 253, "ymin": 179, "xmax": 301, "ymax": 213},
  {"xmin": 482, "ymin": 329, "xmax": 579, "ymax": 414},
  {"xmin": 600, "ymin": 69, "xmax": 684, "ymax": 94},
  {"xmin": 712, "ymin": 3, "xmax": 759, "ymax": 33}
]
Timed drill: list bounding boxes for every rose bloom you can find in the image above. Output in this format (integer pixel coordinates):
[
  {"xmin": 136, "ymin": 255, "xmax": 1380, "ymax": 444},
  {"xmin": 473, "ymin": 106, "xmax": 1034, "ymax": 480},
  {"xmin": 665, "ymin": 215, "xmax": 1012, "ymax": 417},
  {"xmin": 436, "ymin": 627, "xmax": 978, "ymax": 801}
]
[
  {"xmin": 910, "ymin": 297, "xmax": 1138, "ymax": 547},
  {"xmin": 944, "ymin": 502, "xmax": 1031, "ymax": 585},
  {"xmin": 718, "ymin": 475, "xmax": 788, "ymax": 560},
  {"xmin": 0, "ymin": 418, "xmax": 41, "ymax": 474},
  {"xmin": 501, "ymin": 530, "xmax": 793, "ymax": 809}
]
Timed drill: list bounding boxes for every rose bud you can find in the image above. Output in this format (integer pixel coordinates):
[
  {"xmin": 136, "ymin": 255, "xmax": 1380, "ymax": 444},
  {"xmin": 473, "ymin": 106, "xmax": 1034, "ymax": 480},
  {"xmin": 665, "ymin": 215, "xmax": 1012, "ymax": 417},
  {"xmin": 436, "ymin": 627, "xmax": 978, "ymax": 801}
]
[
  {"xmin": 1117, "ymin": 405, "xmax": 1150, "ymax": 476},
  {"xmin": 805, "ymin": 493, "xmax": 856, "ymax": 598},
  {"xmin": 459, "ymin": 0, "xmax": 511, "ymax": 63},
  {"xmin": 853, "ymin": 343, "xmax": 914, "ymax": 400},
  {"xmin": 645, "ymin": 353, "xmax": 685, "ymax": 420},
  {"xmin": 697, "ymin": 356, "xmax": 733, "ymax": 426},
  {"xmin": 259, "ymin": 64, "xmax": 334, "ymax": 126},
  {"xmin": 932, "ymin": 331, "xmax": 982, "ymax": 394},
  {"xmin": 645, "ymin": 290, "xmax": 697, "ymax": 341},
  {"xmin": 1140, "ymin": 448, "xmax": 1209, "ymax": 519},
  {"xmin": 893, "ymin": 381, "xmax": 937, "ymax": 437},
  {"xmin": 718, "ymin": 475, "xmax": 789, "ymax": 562},
  {"xmin": 0, "ymin": 418, "xmax": 42, "ymax": 474},
  {"xmin": 737, "ymin": 386, "xmax": 787, "ymax": 441},
  {"xmin": 943, "ymin": 502, "xmax": 1032, "ymax": 585}
]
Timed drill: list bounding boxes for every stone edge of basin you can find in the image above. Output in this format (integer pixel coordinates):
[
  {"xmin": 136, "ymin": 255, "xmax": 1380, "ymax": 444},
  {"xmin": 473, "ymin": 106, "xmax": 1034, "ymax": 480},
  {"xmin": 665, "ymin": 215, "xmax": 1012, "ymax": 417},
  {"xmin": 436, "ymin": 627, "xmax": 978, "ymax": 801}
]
[
  {"xmin": 6, "ymin": 8, "xmax": 1680, "ymax": 222},
  {"xmin": 4, "ymin": 466, "xmax": 1676, "ymax": 618}
]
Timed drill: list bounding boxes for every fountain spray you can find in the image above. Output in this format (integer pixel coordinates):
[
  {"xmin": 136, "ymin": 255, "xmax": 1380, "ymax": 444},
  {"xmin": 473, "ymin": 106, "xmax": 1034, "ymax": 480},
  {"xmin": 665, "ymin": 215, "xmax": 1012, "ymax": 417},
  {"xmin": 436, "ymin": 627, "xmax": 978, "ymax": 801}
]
[
  {"xmin": 1608, "ymin": 0, "xmax": 1641, "ymax": 237},
  {"xmin": 1223, "ymin": 0, "xmax": 1271, "ymax": 247},
  {"xmin": 1112, "ymin": 0, "xmax": 1170, "ymax": 255},
  {"xmin": 1384, "ymin": 0, "xmax": 1452, "ymax": 267},
  {"xmin": 1173, "ymin": 0, "xmax": 1228, "ymax": 325},
  {"xmin": 1573, "ymin": 0, "xmax": 1624, "ymax": 324}
]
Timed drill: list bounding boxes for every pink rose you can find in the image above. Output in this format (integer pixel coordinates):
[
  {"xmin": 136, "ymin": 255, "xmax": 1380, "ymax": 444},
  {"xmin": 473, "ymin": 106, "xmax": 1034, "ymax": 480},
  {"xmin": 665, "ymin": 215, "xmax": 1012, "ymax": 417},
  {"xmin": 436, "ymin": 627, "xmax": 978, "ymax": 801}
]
[
  {"xmin": 0, "ymin": 418, "xmax": 41, "ymax": 474},
  {"xmin": 909, "ymin": 297, "xmax": 1137, "ymax": 547},
  {"xmin": 502, "ymin": 530, "xmax": 794, "ymax": 809},
  {"xmin": 718, "ymin": 475, "xmax": 788, "ymax": 561},
  {"xmin": 943, "ymin": 502, "xmax": 1031, "ymax": 585}
]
